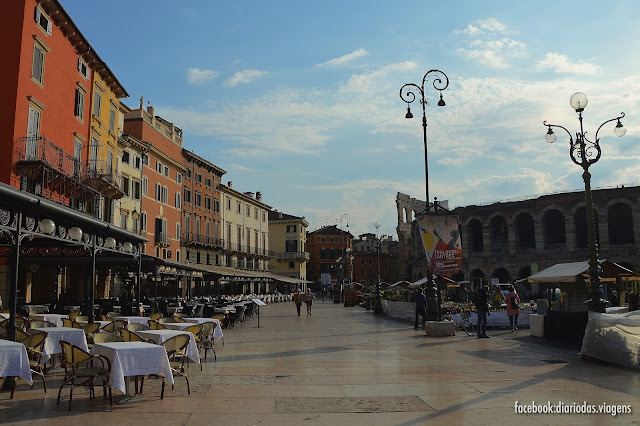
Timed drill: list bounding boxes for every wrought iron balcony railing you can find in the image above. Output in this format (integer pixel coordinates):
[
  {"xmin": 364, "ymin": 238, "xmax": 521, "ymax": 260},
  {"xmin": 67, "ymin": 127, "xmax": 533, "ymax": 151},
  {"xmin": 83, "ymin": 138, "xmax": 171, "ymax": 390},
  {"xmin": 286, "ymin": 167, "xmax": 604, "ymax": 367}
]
[{"xmin": 182, "ymin": 232, "xmax": 224, "ymax": 248}]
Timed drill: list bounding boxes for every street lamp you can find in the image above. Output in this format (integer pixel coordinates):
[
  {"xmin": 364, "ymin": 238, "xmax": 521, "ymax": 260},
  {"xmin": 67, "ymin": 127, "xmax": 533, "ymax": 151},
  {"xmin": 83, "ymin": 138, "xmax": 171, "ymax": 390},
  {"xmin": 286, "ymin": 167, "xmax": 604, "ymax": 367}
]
[
  {"xmin": 372, "ymin": 222, "xmax": 387, "ymax": 314},
  {"xmin": 399, "ymin": 69, "xmax": 449, "ymax": 212},
  {"xmin": 333, "ymin": 214, "xmax": 351, "ymax": 302},
  {"xmin": 544, "ymin": 92, "xmax": 626, "ymax": 313}
]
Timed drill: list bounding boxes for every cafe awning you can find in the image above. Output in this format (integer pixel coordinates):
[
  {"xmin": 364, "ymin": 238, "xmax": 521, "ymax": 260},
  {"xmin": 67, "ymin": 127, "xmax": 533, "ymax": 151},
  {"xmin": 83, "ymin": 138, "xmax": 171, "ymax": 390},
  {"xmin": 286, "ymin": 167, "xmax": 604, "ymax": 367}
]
[{"xmin": 527, "ymin": 260, "xmax": 639, "ymax": 283}]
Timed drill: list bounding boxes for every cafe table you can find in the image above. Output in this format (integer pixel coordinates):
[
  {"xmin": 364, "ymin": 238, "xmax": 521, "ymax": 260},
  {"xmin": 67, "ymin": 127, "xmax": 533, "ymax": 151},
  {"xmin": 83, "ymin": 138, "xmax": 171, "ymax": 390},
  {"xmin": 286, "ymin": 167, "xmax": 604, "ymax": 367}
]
[
  {"xmin": 137, "ymin": 329, "xmax": 200, "ymax": 363},
  {"xmin": 0, "ymin": 312, "xmax": 9, "ymax": 320},
  {"xmin": 31, "ymin": 327, "xmax": 88, "ymax": 364},
  {"xmin": 91, "ymin": 341, "xmax": 174, "ymax": 395},
  {"xmin": 76, "ymin": 320, "xmax": 113, "ymax": 329},
  {"xmin": 163, "ymin": 322, "xmax": 194, "ymax": 331},
  {"xmin": 114, "ymin": 316, "xmax": 150, "ymax": 325},
  {"xmin": 183, "ymin": 318, "xmax": 223, "ymax": 339},
  {"xmin": 31, "ymin": 313, "xmax": 68, "ymax": 327},
  {"xmin": 0, "ymin": 339, "xmax": 33, "ymax": 396}
]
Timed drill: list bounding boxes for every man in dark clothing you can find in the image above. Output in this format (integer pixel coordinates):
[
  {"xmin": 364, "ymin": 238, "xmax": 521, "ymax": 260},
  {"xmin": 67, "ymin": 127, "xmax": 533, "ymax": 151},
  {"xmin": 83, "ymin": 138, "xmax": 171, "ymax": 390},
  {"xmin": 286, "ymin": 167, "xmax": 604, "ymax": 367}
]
[
  {"xmin": 475, "ymin": 285, "xmax": 490, "ymax": 338},
  {"xmin": 410, "ymin": 288, "xmax": 427, "ymax": 329}
]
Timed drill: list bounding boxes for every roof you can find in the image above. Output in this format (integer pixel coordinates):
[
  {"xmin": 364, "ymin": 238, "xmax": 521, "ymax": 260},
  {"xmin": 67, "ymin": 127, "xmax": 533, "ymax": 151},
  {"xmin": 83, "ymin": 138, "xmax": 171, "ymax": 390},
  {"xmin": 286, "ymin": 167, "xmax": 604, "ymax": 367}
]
[
  {"xmin": 527, "ymin": 260, "xmax": 638, "ymax": 283},
  {"xmin": 308, "ymin": 225, "xmax": 354, "ymax": 238},
  {"xmin": 268, "ymin": 211, "xmax": 309, "ymax": 226}
]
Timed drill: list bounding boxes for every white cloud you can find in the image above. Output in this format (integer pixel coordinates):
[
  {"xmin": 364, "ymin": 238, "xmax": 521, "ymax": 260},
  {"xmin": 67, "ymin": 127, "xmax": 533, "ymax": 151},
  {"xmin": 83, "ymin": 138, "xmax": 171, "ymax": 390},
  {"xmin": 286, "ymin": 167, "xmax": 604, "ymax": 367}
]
[
  {"xmin": 186, "ymin": 68, "xmax": 218, "ymax": 85},
  {"xmin": 317, "ymin": 48, "xmax": 369, "ymax": 67},
  {"xmin": 224, "ymin": 69, "xmax": 268, "ymax": 87},
  {"xmin": 454, "ymin": 18, "xmax": 526, "ymax": 69},
  {"xmin": 537, "ymin": 52, "xmax": 602, "ymax": 75}
]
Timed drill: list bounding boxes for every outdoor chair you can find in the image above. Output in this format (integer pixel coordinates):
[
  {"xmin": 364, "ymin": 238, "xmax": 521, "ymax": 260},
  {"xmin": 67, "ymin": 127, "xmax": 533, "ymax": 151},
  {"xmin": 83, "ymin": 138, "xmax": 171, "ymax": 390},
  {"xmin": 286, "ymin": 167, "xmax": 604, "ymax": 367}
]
[
  {"xmin": 120, "ymin": 328, "xmax": 151, "ymax": 343},
  {"xmin": 101, "ymin": 320, "xmax": 127, "ymax": 333},
  {"xmin": 75, "ymin": 316, "xmax": 89, "ymax": 322},
  {"xmin": 199, "ymin": 321, "xmax": 217, "ymax": 363},
  {"xmin": 67, "ymin": 311, "xmax": 81, "ymax": 320},
  {"xmin": 157, "ymin": 317, "xmax": 173, "ymax": 324},
  {"xmin": 173, "ymin": 312, "xmax": 188, "ymax": 319},
  {"xmin": 14, "ymin": 328, "xmax": 30, "ymax": 341},
  {"xmin": 171, "ymin": 315, "xmax": 187, "ymax": 323},
  {"xmin": 127, "ymin": 322, "xmax": 150, "ymax": 332},
  {"xmin": 106, "ymin": 312, "xmax": 120, "ymax": 319},
  {"xmin": 62, "ymin": 318, "xmax": 82, "ymax": 329},
  {"xmin": 30, "ymin": 320, "xmax": 56, "ymax": 329},
  {"xmin": 82, "ymin": 322, "xmax": 101, "ymax": 343},
  {"xmin": 193, "ymin": 305, "xmax": 204, "ymax": 317},
  {"xmin": 149, "ymin": 312, "xmax": 163, "ymax": 321},
  {"xmin": 148, "ymin": 320, "xmax": 167, "ymax": 330},
  {"xmin": 20, "ymin": 331, "xmax": 48, "ymax": 394},
  {"xmin": 57, "ymin": 340, "xmax": 112, "ymax": 410},
  {"xmin": 160, "ymin": 334, "xmax": 191, "ymax": 397},
  {"xmin": 99, "ymin": 315, "xmax": 113, "ymax": 322},
  {"xmin": 92, "ymin": 332, "xmax": 125, "ymax": 344},
  {"xmin": 229, "ymin": 306, "xmax": 245, "ymax": 328}
]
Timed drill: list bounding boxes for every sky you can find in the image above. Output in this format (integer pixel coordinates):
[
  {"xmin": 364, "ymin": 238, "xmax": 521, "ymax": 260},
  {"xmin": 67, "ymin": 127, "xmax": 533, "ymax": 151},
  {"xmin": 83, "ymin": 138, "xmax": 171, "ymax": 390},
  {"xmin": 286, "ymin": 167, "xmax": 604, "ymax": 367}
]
[{"xmin": 62, "ymin": 0, "xmax": 640, "ymax": 239}]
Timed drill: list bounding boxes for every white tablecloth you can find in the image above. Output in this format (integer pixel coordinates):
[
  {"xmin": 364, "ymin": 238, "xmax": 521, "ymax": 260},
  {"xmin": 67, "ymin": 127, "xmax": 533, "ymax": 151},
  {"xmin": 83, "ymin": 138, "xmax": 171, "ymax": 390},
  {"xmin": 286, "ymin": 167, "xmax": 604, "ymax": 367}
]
[
  {"xmin": 184, "ymin": 318, "xmax": 223, "ymax": 338},
  {"xmin": 76, "ymin": 320, "xmax": 113, "ymax": 329},
  {"xmin": 31, "ymin": 327, "xmax": 88, "ymax": 364},
  {"xmin": 164, "ymin": 322, "xmax": 194, "ymax": 331},
  {"xmin": 0, "ymin": 312, "xmax": 8, "ymax": 319},
  {"xmin": 92, "ymin": 342, "xmax": 174, "ymax": 394},
  {"xmin": 24, "ymin": 305, "xmax": 49, "ymax": 313},
  {"xmin": 214, "ymin": 307, "xmax": 235, "ymax": 314},
  {"xmin": 0, "ymin": 340, "xmax": 32, "ymax": 385},
  {"xmin": 115, "ymin": 316, "xmax": 150, "ymax": 325},
  {"xmin": 137, "ymin": 330, "xmax": 200, "ymax": 363},
  {"xmin": 31, "ymin": 313, "xmax": 68, "ymax": 327}
]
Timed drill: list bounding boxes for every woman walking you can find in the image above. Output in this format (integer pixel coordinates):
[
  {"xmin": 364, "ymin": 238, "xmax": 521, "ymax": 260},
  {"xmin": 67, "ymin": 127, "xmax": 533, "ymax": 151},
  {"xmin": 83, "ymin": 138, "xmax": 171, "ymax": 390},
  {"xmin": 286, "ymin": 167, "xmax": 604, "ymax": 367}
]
[
  {"xmin": 506, "ymin": 285, "xmax": 521, "ymax": 331},
  {"xmin": 304, "ymin": 288, "xmax": 315, "ymax": 316},
  {"xmin": 293, "ymin": 289, "xmax": 303, "ymax": 316}
]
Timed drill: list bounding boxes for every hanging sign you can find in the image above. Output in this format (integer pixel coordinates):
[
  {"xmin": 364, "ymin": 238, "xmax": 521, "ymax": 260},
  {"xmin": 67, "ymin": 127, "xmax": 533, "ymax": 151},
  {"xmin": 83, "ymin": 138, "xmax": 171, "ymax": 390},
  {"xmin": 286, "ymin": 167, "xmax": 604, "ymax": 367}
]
[{"xmin": 417, "ymin": 214, "xmax": 462, "ymax": 276}]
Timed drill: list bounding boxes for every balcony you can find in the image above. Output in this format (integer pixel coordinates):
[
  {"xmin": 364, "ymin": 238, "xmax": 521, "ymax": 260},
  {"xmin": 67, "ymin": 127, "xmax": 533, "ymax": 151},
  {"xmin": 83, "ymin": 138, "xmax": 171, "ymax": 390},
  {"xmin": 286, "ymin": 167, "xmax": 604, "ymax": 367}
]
[
  {"xmin": 155, "ymin": 232, "xmax": 169, "ymax": 247},
  {"xmin": 223, "ymin": 242, "xmax": 274, "ymax": 258},
  {"xmin": 86, "ymin": 160, "xmax": 125, "ymax": 200},
  {"xmin": 276, "ymin": 252, "xmax": 310, "ymax": 261},
  {"xmin": 182, "ymin": 232, "xmax": 224, "ymax": 248}
]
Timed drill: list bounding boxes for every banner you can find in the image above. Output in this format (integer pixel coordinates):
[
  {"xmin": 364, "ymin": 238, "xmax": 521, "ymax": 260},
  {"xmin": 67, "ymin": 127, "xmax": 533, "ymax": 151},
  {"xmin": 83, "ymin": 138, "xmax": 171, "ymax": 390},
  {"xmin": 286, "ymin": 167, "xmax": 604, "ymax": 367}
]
[{"xmin": 417, "ymin": 214, "xmax": 462, "ymax": 276}]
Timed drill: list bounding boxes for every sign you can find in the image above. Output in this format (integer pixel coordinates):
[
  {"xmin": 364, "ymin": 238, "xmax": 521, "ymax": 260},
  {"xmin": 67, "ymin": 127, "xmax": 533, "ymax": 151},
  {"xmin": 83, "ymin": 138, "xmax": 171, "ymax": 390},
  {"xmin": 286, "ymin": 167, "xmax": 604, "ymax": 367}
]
[
  {"xmin": 321, "ymin": 273, "xmax": 332, "ymax": 287},
  {"xmin": 418, "ymin": 214, "xmax": 462, "ymax": 276}
]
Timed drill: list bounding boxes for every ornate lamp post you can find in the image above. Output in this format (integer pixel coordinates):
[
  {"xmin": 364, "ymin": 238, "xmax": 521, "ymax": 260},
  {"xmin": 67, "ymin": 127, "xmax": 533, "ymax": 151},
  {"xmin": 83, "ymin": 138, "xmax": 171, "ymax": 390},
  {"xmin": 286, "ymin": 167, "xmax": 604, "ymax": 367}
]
[
  {"xmin": 544, "ymin": 92, "xmax": 626, "ymax": 312},
  {"xmin": 373, "ymin": 222, "xmax": 387, "ymax": 314},
  {"xmin": 333, "ymin": 214, "xmax": 350, "ymax": 302},
  {"xmin": 399, "ymin": 69, "xmax": 449, "ymax": 321}
]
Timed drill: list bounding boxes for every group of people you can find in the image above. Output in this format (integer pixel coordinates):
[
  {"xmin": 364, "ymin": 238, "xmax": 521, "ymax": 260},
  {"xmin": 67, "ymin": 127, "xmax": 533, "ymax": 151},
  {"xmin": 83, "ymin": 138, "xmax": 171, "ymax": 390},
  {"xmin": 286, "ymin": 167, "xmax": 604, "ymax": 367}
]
[
  {"xmin": 293, "ymin": 288, "xmax": 315, "ymax": 316},
  {"xmin": 410, "ymin": 285, "xmax": 522, "ymax": 337}
]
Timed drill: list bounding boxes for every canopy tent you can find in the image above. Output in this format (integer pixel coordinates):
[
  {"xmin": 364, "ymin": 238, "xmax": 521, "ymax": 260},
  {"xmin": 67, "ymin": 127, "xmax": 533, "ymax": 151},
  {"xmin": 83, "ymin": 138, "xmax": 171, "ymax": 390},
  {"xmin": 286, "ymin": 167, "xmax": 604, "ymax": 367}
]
[
  {"xmin": 410, "ymin": 276, "xmax": 460, "ymax": 287},
  {"xmin": 390, "ymin": 280, "xmax": 411, "ymax": 288},
  {"xmin": 527, "ymin": 260, "xmax": 639, "ymax": 283}
]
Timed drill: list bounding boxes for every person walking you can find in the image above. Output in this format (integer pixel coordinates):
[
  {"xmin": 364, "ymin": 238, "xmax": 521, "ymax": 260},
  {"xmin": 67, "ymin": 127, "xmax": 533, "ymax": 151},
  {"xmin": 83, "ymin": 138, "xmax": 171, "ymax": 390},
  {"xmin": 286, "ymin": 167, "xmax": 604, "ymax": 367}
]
[
  {"xmin": 475, "ymin": 285, "xmax": 490, "ymax": 338},
  {"xmin": 410, "ymin": 288, "xmax": 427, "ymax": 330},
  {"xmin": 506, "ymin": 285, "xmax": 521, "ymax": 331},
  {"xmin": 304, "ymin": 288, "xmax": 315, "ymax": 315},
  {"xmin": 293, "ymin": 289, "xmax": 303, "ymax": 316}
]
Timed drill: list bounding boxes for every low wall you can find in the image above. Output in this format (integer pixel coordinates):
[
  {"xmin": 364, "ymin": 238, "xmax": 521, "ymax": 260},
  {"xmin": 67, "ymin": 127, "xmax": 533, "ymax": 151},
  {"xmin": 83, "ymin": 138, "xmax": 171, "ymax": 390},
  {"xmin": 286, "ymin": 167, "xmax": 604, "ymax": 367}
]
[{"xmin": 382, "ymin": 300, "xmax": 414, "ymax": 321}]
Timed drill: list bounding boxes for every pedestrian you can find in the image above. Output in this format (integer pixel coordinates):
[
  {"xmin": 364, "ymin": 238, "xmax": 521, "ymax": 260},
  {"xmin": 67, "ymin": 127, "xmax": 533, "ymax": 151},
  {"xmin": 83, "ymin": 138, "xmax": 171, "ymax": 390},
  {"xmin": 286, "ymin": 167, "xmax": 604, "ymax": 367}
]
[
  {"xmin": 293, "ymin": 289, "xmax": 303, "ymax": 316},
  {"xmin": 506, "ymin": 285, "xmax": 521, "ymax": 332},
  {"xmin": 475, "ymin": 285, "xmax": 490, "ymax": 338},
  {"xmin": 304, "ymin": 288, "xmax": 315, "ymax": 315},
  {"xmin": 410, "ymin": 288, "xmax": 427, "ymax": 330}
]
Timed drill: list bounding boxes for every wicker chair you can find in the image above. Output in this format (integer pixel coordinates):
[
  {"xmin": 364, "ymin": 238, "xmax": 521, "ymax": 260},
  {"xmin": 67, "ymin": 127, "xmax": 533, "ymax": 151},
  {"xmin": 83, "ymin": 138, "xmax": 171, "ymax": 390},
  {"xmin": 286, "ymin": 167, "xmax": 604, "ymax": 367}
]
[
  {"xmin": 30, "ymin": 320, "xmax": 56, "ymax": 328},
  {"xmin": 127, "ymin": 322, "xmax": 150, "ymax": 332},
  {"xmin": 148, "ymin": 320, "xmax": 167, "ymax": 330},
  {"xmin": 149, "ymin": 312, "xmax": 163, "ymax": 321},
  {"xmin": 75, "ymin": 316, "xmax": 89, "ymax": 322},
  {"xmin": 157, "ymin": 317, "xmax": 173, "ymax": 324},
  {"xmin": 172, "ymin": 312, "xmax": 188, "ymax": 319},
  {"xmin": 62, "ymin": 318, "xmax": 83, "ymax": 329},
  {"xmin": 101, "ymin": 320, "xmax": 127, "ymax": 333},
  {"xmin": 20, "ymin": 331, "xmax": 48, "ymax": 395},
  {"xmin": 160, "ymin": 334, "xmax": 191, "ymax": 397},
  {"xmin": 92, "ymin": 332, "xmax": 125, "ymax": 344},
  {"xmin": 199, "ymin": 321, "xmax": 217, "ymax": 363},
  {"xmin": 57, "ymin": 340, "xmax": 112, "ymax": 410},
  {"xmin": 67, "ymin": 311, "xmax": 81, "ymax": 320},
  {"xmin": 171, "ymin": 315, "xmax": 187, "ymax": 323}
]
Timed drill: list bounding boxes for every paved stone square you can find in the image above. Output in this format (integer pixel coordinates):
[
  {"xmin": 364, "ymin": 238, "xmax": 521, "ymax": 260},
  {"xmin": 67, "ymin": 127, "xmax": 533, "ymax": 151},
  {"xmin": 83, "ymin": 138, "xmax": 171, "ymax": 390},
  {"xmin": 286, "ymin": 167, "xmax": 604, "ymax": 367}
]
[{"xmin": 2, "ymin": 299, "xmax": 639, "ymax": 425}]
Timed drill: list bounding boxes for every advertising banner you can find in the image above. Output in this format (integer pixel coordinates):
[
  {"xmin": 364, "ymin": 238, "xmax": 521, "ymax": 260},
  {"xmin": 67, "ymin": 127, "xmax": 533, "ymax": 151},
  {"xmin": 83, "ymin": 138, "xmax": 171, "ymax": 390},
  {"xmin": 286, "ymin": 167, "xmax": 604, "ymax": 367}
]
[{"xmin": 417, "ymin": 214, "xmax": 462, "ymax": 276}]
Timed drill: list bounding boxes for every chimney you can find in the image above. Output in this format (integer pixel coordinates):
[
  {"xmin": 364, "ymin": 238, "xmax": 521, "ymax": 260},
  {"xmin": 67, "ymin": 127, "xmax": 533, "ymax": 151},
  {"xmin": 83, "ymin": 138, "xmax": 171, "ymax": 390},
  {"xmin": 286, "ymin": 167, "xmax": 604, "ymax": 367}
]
[
  {"xmin": 278, "ymin": 212, "xmax": 283, "ymax": 219},
  {"xmin": 256, "ymin": 191, "xmax": 262, "ymax": 201},
  {"xmin": 228, "ymin": 181, "xmax": 232, "ymax": 189},
  {"xmin": 244, "ymin": 192, "xmax": 254, "ymax": 198}
]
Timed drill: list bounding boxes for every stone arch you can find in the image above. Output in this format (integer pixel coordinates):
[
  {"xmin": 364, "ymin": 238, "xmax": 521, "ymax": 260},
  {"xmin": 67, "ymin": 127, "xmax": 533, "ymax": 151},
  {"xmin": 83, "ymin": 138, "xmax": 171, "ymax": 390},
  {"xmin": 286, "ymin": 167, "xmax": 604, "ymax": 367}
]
[
  {"xmin": 403, "ymin": 207, "xmax": 408, "ymax": 224},
  {"xmin": 542, "ymin": 208, "xmax": 566, "ymax": 247},
  {"xmin": 469, "ymin": 269, "xmax": 485, "ymax": 289},
  {"xmin": 608, "ymin": 202, "xmax": 634, "ymax": 244},
  {"xmin": 466, "ymin": 218, "xmax": 484, "ymax": 252},
  {"xmin": 517, "ymin": 266, "xmax": 531, "ymax": 280},
  {"xmin": 514, "ymin": 212, "xmax": 535, "ymax": 248},
  {"xmin": 451, "ymin": 271, "xmax": 465, "ymax": 282},
  {"xmin": 491, "ymin": 268, "xmax": 511, "ymax": 283},
  {"xmin": 488, "ymin": 215, "xmax": 508, "ymax": 253}
]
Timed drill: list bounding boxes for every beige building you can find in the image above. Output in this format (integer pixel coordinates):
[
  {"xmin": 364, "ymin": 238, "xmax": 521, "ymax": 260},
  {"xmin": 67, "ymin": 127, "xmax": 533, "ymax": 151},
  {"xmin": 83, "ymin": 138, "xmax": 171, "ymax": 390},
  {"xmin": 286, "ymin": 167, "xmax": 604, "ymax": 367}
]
[
  {"xmin": 220, "ymin": 182, "xmax": 272, "ymax": 274},
  {"xmin": 268, "ymin": 211, "xmax": 309, "ymax": 281}
]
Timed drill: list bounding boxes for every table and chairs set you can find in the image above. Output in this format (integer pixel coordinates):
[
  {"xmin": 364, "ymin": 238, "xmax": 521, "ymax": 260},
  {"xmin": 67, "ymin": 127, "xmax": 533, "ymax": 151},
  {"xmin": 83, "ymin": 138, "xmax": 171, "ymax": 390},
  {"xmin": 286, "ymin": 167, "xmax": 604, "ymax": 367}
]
[{"xmin": 0, "ymin": 308, "xmax": 228, "ymax": 407}]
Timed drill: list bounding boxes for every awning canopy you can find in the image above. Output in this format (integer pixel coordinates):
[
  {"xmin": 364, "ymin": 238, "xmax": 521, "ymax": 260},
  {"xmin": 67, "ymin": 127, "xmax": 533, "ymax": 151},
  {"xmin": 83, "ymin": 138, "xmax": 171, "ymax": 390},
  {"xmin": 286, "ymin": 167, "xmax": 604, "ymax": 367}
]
[{"xmin": 527, "ymin": 260, "xmax": 639, "ymax": 283}]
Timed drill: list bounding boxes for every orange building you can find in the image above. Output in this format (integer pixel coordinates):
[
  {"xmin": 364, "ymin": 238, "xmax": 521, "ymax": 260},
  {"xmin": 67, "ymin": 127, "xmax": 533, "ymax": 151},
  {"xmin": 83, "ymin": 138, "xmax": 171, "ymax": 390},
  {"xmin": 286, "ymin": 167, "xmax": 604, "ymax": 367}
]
[
  {"xmin": 124, "ymin": 104, "xmax": 185, "ymax": 261},
  {"xmin": 306, "ymin": 225, "xmax": 354, "ymax": 290}
]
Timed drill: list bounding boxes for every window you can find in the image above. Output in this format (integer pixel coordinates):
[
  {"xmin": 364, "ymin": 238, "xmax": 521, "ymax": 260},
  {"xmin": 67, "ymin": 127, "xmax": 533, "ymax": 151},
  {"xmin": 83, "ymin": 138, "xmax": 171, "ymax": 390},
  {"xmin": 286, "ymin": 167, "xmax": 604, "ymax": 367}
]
[
  {"xmin": 108, "ymin": 108, "xmax": 116, "ymax": 132},
  {"xmin": 254, "ymin": 208, "xmax": 258, "ymax": 219},
  {"xmin": 156, "ymin": 161, "xmax": 163, "ymax": 173},
  {"xmin": 321, "ymin": 237, "xmax": 326, "ymax": 242},
  {"xmin": 205, "ymin": 196, "xmax": 211, "ymax": 210},
  {"xmin": 205, "ymin": 220, "xmax": 210, "ymax": 237},
  {"xmin": 121, "ymin": 213, "xmax": 127, "ymax": 230},
  {"xmin": 141, "ymin": 212, "xmax": 147, "ymax": 231},
  {"xmin": 196, "ymin": 251, "xmax": 201, "ymax": 264},
  {"xmin": 176, "ymin": 222, "xmax": 181, "ymax": 240},
  {"xmin": 163, "ymin": 166, "xmax": 169, "ymax": 177},
  {"xmin": 289, "ymin": 261, "xmax": 295, "ymax": 269},
  {"xmin": 142, "ymin": 154, "xmax": 149, "ymax": 166},
  {"xmin": 246, "ymin": 206, "xmax": 250, "ymax": 217},
  {"xmin": 175, "ymin": 192, "xmax": 181, "ymax": 209},
  {"xmin": 32, "ymin": 42, "xmax": 46, "ymax": 86},
  {"xmin": 73, "ymin": 140, "xmax": 82, "ymax": 177},
  {"xmin": 161, "ymin": 186, "xmax": 168, "ymax": 204},
  {"xmin": 122, "ymin": 176, "xmax": 130, "ymax": 196},
  {"xmin": 262, "ymin": 212, "xmax": 266, "ymax": 222},
  {"xmin": 205, "ymin": 177, "xmax": 211, "ymax": 187},
  {"xmin": 287, "ymin": 225, "xmax": 297, "ymax": 233},
  {"xmin": 142, "ymin": 176, "xmax": 148, "ymax": 196},
  {"xmin": 74, "ymin": 87, "xmax": 85, "ymax": 121},
  {"xmin": 185, "ymin": 215, "xmax": 191, "ymax": 233},
  {"xmin": 184, "ymin": 188, "xmax": 191, "ymax": 204},
  {"xmin": 132, "ymin": 215, "xmax": 139, "ymax": 233},
  {"xmin": 206, "ymin": 253, "xmax": 211, "ymax": 265},
  {"xmin": 133, "ymin": 156, "xmax": 141, "ymax": 170},
  {"xmin": 34, "ymin": 7, "xmax": 52, "ymax": 35},
  {"xmin": 122, "ymin": 151, "xmax": 130, "ymax": 164},
  {"xmin": 133, "ymin": 180, "xmax": 141, "ymax": 200},
  {"xmin": 286, "ymin": 240, "xmax": 298, "ymax": 252},
  {"xmin": 214, "ymin": 200, "xmax": 220, "ymax": 213},
  {"xmin": 195, "ymin": 192, "xmax": 202, "ymax": 207},
  {"xmin": 77, "ymin": 57, "xmax": 89, "ymax": 79},
  {"xmin": 227, "ymin": 198, "xmax": 231, "ymax": 209},
  {"xmin": 185, "ymin": 169, "xmax": 192, "ymax": 179},
  {"xmin": 237, "ymin": 202, "xmax": 241, "ymax": 213},
  {"xmin": 195, "ymin": 216, "xmax": 201, "ymax": 234},
  {"xmin": 330, "ymin": 237, "xmax": 335, "ymax": 242},
  {"xmin": 155, "ymin": 183, "xmax": 161, "ymax": 201},
  {"xmin": 155, "ymin": 218, "xmax": 167, "ymax": 244},
  {"xmin": 93, "ymin": 89, "xmax": 102, "ymax": 117},
  {"xmin": 196, "ymin": 173, "xmax": 202, "ymax": 184},
  {"xmin": 176, "ymin": 173, "xmax": 183, "ymax": 184}
]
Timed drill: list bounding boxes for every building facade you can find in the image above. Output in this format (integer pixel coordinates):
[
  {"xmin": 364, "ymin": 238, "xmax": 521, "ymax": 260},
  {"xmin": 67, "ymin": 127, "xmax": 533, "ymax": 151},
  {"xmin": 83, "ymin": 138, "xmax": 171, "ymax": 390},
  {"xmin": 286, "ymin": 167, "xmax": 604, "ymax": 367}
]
[
  {"xmin": 351, "ymin": 234, "xmax": 398, "ymax": 290},
  {"xmin": 268, "ymin": 211, "xmax": 309, "ymax": 281},
  {"xmin": 306, "ymin": 225, "xmax": 354, "ymax": 290}
]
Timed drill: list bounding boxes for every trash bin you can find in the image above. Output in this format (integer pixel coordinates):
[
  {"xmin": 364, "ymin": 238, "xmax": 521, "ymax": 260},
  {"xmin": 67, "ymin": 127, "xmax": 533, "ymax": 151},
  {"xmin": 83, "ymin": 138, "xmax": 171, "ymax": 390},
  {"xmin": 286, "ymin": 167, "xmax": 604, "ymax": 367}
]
[{"xmin": 365, "ymin": 297, "xmax": 372, "ymax": 310}]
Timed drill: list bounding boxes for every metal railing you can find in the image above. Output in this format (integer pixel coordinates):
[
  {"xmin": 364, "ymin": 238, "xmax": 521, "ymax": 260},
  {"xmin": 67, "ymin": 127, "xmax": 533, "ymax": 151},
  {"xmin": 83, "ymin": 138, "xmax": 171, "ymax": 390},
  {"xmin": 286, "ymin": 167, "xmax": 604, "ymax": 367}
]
[
  {"xmin": 276, "ymin": 252, "xmax": 310, "ymax": 261},
  {"xmin": 224, "ymin": 242, "xmax": 275, "ymax": 257},
  {"xmin": 183, "ymin": 232, "xmax": 224, "ymax": 247},
  {"xmin": 15, "ymin": 136, "xmax": 87, "ymax": 180}
]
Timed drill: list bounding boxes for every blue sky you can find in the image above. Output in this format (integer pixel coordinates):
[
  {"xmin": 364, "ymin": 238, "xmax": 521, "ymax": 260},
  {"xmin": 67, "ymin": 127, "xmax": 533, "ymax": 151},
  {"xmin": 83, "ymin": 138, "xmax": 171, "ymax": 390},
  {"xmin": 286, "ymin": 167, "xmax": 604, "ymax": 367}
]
[{"xmin": 62, "ymin": 0, "xmax": 640, "ymax": 239}]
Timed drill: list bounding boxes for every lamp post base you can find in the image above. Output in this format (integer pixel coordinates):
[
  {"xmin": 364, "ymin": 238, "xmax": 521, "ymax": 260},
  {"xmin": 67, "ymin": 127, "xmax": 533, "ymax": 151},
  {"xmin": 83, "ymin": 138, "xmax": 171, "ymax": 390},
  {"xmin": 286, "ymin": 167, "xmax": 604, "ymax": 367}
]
[
  {"xmin": 373, "ymin": 296, "xmax": 384, "ymax": 314},
  {"xmin": 586, "ymin": 298, "xmax": 606, "ymax": 313}
]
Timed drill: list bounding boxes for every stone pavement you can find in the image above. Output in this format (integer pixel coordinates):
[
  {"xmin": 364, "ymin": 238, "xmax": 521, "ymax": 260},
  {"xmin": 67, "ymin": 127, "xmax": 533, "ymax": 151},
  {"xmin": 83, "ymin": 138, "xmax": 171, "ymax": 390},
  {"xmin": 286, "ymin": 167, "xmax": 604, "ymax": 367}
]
[{"xmin": 2, "ymin": 299, "xmax": 639, "ymax": 425}]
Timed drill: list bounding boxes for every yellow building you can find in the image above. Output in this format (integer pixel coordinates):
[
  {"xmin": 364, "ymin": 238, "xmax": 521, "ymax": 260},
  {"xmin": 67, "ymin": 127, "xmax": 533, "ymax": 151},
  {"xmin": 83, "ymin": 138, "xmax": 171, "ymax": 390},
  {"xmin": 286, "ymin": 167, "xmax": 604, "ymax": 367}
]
[
  {"xmin": 268, "ymin": 211, "xmax": 309, "ymax": 282},
  {"xmin": 86, "ymin": 58, "xmax": 128, "ymax": 223}
]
